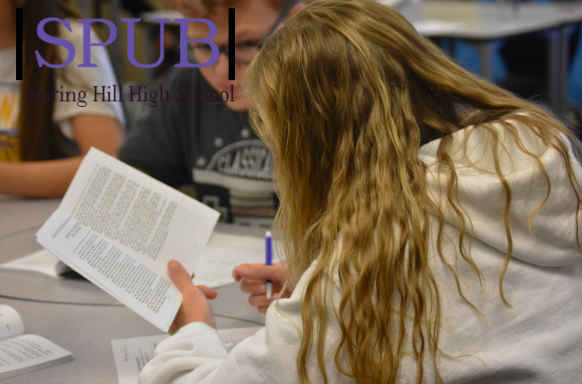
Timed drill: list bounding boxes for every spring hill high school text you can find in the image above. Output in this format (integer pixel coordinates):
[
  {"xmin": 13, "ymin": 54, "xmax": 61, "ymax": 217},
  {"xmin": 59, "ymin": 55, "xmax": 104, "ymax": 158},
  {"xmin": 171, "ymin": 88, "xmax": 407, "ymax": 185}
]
[{"xmin": 27, "ymin": 84, "xmax": 236, "ymax": 108}]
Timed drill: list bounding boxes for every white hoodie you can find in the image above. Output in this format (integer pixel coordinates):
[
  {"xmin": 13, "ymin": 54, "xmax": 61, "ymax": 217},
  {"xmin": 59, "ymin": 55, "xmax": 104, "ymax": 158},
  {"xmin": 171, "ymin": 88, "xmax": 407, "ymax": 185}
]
[{"xmin": 139, "ymin": 120, "xmax": 582, "ymax": 384}]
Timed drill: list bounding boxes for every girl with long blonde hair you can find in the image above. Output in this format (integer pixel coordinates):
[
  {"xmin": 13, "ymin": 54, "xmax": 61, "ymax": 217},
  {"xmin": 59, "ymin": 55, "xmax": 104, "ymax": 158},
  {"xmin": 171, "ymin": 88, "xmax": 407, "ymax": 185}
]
[{"xmin": 139, "ymin": 1, "xmax": 582, "ymax": 383}]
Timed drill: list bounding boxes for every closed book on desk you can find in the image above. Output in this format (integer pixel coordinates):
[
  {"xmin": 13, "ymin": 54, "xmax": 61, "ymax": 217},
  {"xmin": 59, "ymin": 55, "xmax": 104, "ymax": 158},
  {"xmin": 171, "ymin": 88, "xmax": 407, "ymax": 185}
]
[
  {"xmin": 0, "ymin": 304, "xmax": 72, "ymax": 380},
  {"xmin": 0, "ymin": 249, "xmax": 82, "ymax": 279}
]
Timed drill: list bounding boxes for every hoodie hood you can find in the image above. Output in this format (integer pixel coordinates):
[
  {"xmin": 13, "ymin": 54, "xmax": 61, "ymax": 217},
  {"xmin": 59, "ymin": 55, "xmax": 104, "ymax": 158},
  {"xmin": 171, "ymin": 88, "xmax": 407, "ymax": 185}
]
[{"xmin": 418, "ymin": 119, "xmax": 582, "ymax": 268}]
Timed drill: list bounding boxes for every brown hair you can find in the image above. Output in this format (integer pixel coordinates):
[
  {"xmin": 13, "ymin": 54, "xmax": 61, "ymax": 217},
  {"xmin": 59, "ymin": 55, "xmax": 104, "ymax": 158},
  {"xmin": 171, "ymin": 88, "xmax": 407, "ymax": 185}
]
[
  {"xmin": 245, "ymin": 0, "xmax": 582, "ymax": 382},
  {"xmin": 19, "ymin": 1, "xmax": 82, "ymax": 161}
]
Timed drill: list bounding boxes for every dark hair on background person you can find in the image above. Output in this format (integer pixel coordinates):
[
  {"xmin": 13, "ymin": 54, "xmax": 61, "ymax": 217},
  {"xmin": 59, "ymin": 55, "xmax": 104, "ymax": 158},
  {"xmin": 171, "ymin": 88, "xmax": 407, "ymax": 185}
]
[
  {"xmin": 0, "ymin": 0, "xmax": 124, "ymax": 198},
  {"xmin": 19, "ymin": 0, "xmax": 81, "ymax": 161}
]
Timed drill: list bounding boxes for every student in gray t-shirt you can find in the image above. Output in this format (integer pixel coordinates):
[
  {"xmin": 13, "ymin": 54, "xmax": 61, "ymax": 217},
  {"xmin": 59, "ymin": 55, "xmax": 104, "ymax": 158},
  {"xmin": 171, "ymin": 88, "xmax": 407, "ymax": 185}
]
[{"xmin": 119, "ymin": 0, "xmax": 305, "ymax": 227}]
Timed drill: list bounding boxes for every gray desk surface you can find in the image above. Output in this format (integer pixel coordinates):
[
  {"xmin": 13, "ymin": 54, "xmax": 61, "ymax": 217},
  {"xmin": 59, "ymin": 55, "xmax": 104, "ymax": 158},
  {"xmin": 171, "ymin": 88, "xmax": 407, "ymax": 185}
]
[
  {"xmin": 400, "ymin": 2, "xmax": 582, "ymax": 40},
  {"xmin": 1, "ymin": 297, "xmax": 260, "ymax": 384},
  {"xmin": 558, "ymin": 2, "xmax": 582, "ymax": 24},
  {"xmin": 0, "ymin": 197, "xmax": 59, "ymax": 240},
  {"xmin": 0, "ymin": 197, "xmax": 267, "ymax": 383},
  {"xmin": 398, "ymin": 1, "xmax": 582, "ymax": 115}
]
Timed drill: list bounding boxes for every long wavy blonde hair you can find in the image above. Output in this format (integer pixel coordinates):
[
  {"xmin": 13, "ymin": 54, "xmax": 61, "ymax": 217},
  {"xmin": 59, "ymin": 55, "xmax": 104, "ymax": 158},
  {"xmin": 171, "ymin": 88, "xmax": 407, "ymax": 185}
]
[{"xmin": 244, "ymin": 0, "xmax": 582, "ymax": 382}]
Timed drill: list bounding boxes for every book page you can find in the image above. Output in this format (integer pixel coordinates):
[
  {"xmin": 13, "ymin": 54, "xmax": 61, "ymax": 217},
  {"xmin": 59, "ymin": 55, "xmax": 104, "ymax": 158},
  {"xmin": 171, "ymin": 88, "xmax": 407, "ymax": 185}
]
[
  {"xmin": 57, "ymin": 148, "xmax": 220, "ymax": 274},
  {"xmin": 36, "ymin": 210, "xmax": 181, "ymax": 332},
  {"xmin": 0, "ymin": 250, "xmax": 61, "ymax": 279},
  {"xmin": 0, "ymin": 334, "xmax": 72, "ymax": 378},
  {"xmin": 111, "ymin": 327, "xmax": 262, "ymax": 384},
  {"xmin": 0, "ymin": 305, "xmax": 24, "ymax": 342}
]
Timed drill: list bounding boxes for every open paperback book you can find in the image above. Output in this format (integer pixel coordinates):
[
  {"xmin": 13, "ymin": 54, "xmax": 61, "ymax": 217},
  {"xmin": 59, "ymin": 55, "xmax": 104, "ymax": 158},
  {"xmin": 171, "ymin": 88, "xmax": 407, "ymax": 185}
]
[
  {"xmin": 0, "ymin": 305, "xmax": 72, "ymax": 380},
  {"xmin": 35, "ymin": 148, "xmax": 221, "ymax": 332}
]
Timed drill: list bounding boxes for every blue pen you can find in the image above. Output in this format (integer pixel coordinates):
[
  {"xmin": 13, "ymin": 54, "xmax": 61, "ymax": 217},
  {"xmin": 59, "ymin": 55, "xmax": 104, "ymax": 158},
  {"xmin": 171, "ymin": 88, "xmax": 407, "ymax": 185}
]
[{"xmin": 265, "ymin": 231, "xmax": 273, "ymax": 300}]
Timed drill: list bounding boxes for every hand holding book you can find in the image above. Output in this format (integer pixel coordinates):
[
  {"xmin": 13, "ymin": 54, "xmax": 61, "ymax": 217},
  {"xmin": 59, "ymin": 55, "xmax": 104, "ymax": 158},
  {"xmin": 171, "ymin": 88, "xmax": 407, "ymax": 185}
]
[
  {"xmin": 166, "ymin": 260, "xmax": 217, "ymax": 335},
  {"xmin": 36, "ymin": 148, "xmax": 220, "ymax": 331}
]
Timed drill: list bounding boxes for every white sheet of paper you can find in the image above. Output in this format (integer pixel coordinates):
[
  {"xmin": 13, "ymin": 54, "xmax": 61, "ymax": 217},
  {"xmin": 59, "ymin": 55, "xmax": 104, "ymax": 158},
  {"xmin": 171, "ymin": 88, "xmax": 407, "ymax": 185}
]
[
  {"xmin": 36, "ymin": 211, "xmax": 182, "ymax": 332},
  {"xmin": 111, "ymin": 327, "xmax": 261, "ymax": 384},
  {"xmin": 0, "ymin": 305, "xmax": 24, "ymax": 342},
  {"xmin": 194, "ymin": 233, "xmax": 280, "ymax": 288},
  {"xmin": 111, "ymin": 334, "xmax": 166, "ymax": 384},
  {"xmin": 0, "ymin": 334, "xmax": 72, "ymax": 378},
  {"xmin": 0, "ymin": 249, "xmax": 61, "ymax": 278}
]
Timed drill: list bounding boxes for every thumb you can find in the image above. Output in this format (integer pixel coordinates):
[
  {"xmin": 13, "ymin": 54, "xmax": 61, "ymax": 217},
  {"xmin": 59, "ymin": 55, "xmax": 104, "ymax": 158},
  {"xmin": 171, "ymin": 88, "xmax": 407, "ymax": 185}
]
[
  {"xmin": 168, "ymin": 260, "xmax": 194, "ymax": 292},
  {"xmin": 196, "ymin": 285, "xmax": 218, "ymax": 300}
]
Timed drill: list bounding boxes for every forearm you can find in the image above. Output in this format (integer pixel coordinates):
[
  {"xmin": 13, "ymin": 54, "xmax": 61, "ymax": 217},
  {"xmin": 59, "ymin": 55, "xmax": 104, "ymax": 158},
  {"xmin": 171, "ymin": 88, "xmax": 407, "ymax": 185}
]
[
  {"xmin": 0, "ymin": 156, "xmax": 82, "ymax": 198},
  {"xmin": 140, "ymin": 305, "xmax": 302, "ymax": 384},
  {"xmin": 140, "ymin": 265, "xmax": 317, "ymax": 384}
]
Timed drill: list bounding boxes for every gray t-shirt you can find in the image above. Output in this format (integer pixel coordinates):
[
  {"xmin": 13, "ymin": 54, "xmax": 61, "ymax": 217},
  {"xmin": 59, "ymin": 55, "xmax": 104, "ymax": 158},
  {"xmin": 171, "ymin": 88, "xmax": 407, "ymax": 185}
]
[{"xmin": 118, "ymin": 68, "xmax": 276, "ymax": 227}]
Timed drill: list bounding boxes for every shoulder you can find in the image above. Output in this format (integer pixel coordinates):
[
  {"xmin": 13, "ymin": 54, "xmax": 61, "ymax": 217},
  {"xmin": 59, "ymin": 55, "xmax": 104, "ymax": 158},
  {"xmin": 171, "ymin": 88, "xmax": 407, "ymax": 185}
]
[{"xmin": 418, "ymin": 115, "xmax": 553, "ymax": 173}]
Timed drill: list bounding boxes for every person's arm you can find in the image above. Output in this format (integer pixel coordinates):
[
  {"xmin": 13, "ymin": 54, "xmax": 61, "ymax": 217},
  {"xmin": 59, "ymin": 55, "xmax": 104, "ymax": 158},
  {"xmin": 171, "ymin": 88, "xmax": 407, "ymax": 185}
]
[
  {"xmin": 0, "ymin": 115, "xmax": 123, "ymax": 198},
  {"xmin": 139, "ymin": 261, "xmax": 322, "ymax": 384}
]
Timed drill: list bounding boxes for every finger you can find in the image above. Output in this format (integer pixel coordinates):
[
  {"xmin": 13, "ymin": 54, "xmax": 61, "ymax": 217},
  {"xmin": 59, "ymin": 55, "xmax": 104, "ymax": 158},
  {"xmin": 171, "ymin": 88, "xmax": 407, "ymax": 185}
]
[
  {"xmin": 232, "ymin": 264, "xmax": 260, "ymax": 282},
  {"xmin": 168, "ymin": 260, "xmax": 194, "ymax": 292},
  {"xmin": 258, "ymin": 306, "xmax": 269, "ymax": 315},
  {"xmin": 233, "ymin": 269, "xmax": 243, "ymax": 282},
  {"xmin": 248, "ymin": 293, "xmax": 271, "ymax": 308},
  {"xmin": 240, "ymin": 280, "xmax": 266, "ymax": 295},
  {"xmin": 233, "ymin": 263, "xmax": 281, "ymax": 281},
  {"xmin": 196, "ymin": 285, "xmax": 218, "ymax": 300}
]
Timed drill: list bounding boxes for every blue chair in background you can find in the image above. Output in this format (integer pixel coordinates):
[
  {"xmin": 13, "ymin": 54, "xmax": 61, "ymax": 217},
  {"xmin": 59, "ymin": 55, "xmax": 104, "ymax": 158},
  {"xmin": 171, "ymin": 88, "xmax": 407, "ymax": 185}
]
[
  {"xmin": 568, "ymin": 23, "xmax": 582, "ymax": 108},
  {"xmin": 444, "ymin": 0, "xmax": 507, "ymax": 84},
  {"xmin": 445, "ymin": 0, "xmax": 581, "ymax": 130}
]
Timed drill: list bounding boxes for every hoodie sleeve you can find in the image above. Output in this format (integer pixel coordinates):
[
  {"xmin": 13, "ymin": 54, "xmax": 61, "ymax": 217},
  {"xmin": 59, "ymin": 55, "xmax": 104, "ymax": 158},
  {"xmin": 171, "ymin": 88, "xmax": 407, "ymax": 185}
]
[{"xmin": 138, "ymin": 272, "xmax": 313, "ymax": 384}]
